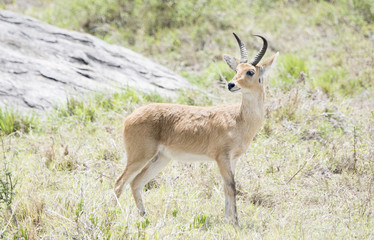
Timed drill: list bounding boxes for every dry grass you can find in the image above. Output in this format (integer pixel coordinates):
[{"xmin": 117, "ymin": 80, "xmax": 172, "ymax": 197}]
[{"xmin": 0, "ymin": 76, "xmax": 373, "ymax": 239}]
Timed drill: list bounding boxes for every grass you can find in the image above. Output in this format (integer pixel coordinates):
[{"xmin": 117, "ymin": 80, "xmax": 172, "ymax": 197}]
[
  {"xmin": 0, "ymin": 0, "xmax": 374, "ymax": 239},
  {"xmin": 0, "ymin": 77, "xmax": 372, "ymax": 239},
  {"xmin": 0, "ymin": 109, "xmax": 38, "ymax": 136}
]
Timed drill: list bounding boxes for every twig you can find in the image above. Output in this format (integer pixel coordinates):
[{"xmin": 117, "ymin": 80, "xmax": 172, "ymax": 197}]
[{"xmin": 287, "ymin": 161, "xmax": 307, "ymax": 184}]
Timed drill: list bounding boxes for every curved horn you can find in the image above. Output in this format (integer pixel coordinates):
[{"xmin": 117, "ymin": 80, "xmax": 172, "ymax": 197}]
[
  {"xmin": 250, "ymin": 35, "xmax": 268, "ymax": 66},
  {"xmin": 233, "ymin": 32, "xmax": 248, "ymax": 63}
]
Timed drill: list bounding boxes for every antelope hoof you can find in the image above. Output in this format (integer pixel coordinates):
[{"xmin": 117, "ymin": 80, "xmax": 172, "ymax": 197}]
[{"xmin": 139, "ymin": 210, "xmax": 147, "ymax": 217}]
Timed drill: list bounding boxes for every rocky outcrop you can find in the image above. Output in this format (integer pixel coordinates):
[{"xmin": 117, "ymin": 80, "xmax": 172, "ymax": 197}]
[{"xmin": 0, "ymin": 10, "xmax": 191, "ymax": 111}]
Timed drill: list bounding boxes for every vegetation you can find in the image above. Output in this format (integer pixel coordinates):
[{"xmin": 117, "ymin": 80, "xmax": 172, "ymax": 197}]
[
  {"xmin": 0, "ymin": 0, "xmax": 374, "ymax": 239},
  {"xmin": 0, "ymin": 109, "xmax": 38, "ymax": 136}
]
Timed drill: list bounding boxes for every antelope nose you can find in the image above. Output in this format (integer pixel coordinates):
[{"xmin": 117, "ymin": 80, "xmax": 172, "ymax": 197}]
[{"xmin": 228, "ymin": 82, "xmax": 235, "ymax": 90}]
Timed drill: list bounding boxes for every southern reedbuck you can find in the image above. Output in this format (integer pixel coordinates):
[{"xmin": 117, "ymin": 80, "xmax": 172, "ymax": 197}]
[{"xmin": 114, "ymin": 33, "xmax": 278, "ymax": 224}]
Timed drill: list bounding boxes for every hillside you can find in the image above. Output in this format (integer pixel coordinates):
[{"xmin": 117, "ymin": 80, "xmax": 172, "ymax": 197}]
[
  {"xmin": 0, "ymin": 0, "xmax": 373, "ymax": 239},
  {"xmin": 0, "ymin": 10, "xmax": 191, "ymax": 111}
]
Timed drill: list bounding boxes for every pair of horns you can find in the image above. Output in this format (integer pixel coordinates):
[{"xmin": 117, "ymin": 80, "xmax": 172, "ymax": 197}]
[{"xmin": 233, "ymin": 32, "xmax": 267, "ymax": 66}]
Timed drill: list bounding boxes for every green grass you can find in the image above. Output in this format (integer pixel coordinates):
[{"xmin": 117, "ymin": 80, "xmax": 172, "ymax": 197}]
[
  {"xmin": 0, "ymin": 74, "xmax": 372, "ymax": 239},
  {"xmin": 4, "ymin": 0, "xmax": 373, "ymax": 97},
  {"xmin": 0, "ymin": 109, "xmax": 38, "ymax": 136},
  {"xmin": 272, "ymin": 53, "xmax": 309, "ymax": 91}
]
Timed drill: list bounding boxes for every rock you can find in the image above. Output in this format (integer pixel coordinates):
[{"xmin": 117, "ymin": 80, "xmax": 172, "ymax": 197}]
[{"xmin": 0, "ymin": 10, "xmax": 192, "ymax": 112}]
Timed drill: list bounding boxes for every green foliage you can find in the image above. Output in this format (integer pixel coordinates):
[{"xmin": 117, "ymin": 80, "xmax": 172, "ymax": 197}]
[
  {"xmin": 206, "ymin": 61, "xmax": 235, "ymax": 83},
  {"xmin": 58, "ymin": 97, "xmax": 96, "ymax": 123},
  {"xmin": 172, "ymin": 209, "xmax": 178, "ymax": 217},
  {"xmin": 94, "ymin": 89, "xmax": 140, "ymax": 112},
  {"xmin": 32, "ymin": 0, "xmax": 245, "ymax": 43},
  {"xmin": 59, "ymin": 88, "xmax": 167, "ymax": 122},
  {"xmin": 177, "ymin": 89, "xmax": 212, "ymax": 106},
  {"xmin": 5, "ymin": 0, "xmax": 372, "ymax": 96},
  {"xmin": 142, "ymin": 91, "xmax": 169, "ymax": 103},
  {"xmin": 312, "ymin": 67, "xmax": 365, "ymax": 96},
  {"xmin": 136, "ymin": 217, "xmax": 150, "ymax": 239},
  {"xmin": 54, "ymin": 88, "xmax": 177, "ymax": 124},
  {"xmin": 20, "ymin": 227, "xmax": 29, "ymax": 240},
  {"xmin": 351, "ymin": 0, "xmax": 374, "ymax": 24},
  {"xmin": 0, "ymin": 109, "xmax": 38, "ymax": 136},
  {"xmin": 138, "ymin": 217, "xmax": 150, "ymax": 230},
  {"xmin": 190, "ymin": 214, "xmax": 208, "ymax": 229},
  {"xmin": 313, "ymin": 67, "xmax": 345, "ymax": 95},
  {"xmin": 0, "ymin": 167, "xmax": 17, "ymax": 208},
  {"xmin": 75, "ymin": 199, "xmax": 84, "ymax": 218},
  {"xmin": 273, "ymin": 54, "xmax": 309, "ymax": 91}
]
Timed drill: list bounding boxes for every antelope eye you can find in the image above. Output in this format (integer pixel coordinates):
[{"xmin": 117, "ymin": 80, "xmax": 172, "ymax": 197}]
[{"xmin": 246, "ymin": 70, "xmax": 254, "ymax": 76}]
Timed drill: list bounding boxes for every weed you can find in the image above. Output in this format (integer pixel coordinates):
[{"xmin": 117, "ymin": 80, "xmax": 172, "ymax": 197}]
[
  {"xmin": 20, "ymin": 227, "xmax": 28, "ymax": 240},
  {"xmin": 136, "ymin": 217, "xmax": 150, "ymax": 239},
  {"xmin": 172, "ymin": 209, "xmax": 178, "ymax": 217},
  {"xmin": 0, "ymin": 168, "xmax": 17, "ymax": 209},
  {"xmin": 0, "ymin": 137, "xmax": 17, "ymax": 210},
  {"xmin": 190, "ymin": 214, "xmax": 208, "ymax": 229},
  {"xmin": 0, "ymin": 141, "xmax": 18, "ymax": 238},
  {"xmin": 75, "ymin": 199, "xmax": 84, "ymax": 219},
  {"xmin": 0, "ymin": 109, "xmax": 38, "ymax": 136}
]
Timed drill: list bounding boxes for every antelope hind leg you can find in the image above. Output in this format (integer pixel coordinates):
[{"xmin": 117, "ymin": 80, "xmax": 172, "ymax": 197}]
[{"xmin": 130, "ymin": 151, "xmax": 171, "ymax": 216}]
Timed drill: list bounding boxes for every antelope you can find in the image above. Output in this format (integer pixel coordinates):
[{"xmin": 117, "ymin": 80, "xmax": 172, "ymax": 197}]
[{"xmin": 114, "ymin": 33, "xmax": 279, "ymax": 224}]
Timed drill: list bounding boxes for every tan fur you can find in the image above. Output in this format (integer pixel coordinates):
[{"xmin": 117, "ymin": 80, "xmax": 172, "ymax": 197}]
[{"xmin": 114, "ymin": 50, "xmax": 279, "ymax": 225}]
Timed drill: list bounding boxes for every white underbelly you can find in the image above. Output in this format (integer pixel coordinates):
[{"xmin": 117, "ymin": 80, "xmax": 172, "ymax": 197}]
[{"xmin": 160, "ymin": 146, "xmax": 214, "ymax": 162}]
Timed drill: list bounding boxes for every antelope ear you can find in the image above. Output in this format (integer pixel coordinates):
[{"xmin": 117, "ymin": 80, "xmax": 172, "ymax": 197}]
[
  {"xmin": 223, "ymin": 54, "xmax": 239, "ymax": 71},
  {"xmin": 259, "ymin": 52, "xmax": 279, "ymax": 76}
]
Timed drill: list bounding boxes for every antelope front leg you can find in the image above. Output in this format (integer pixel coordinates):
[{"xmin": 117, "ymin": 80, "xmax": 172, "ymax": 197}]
[{"xmin": 217, "ymin": 156, "xmax": 238, "ymax": 225}]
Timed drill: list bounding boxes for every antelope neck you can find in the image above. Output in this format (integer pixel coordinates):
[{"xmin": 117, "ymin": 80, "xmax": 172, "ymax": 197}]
[{"xmin": 239, "ymin": 90, "xmax": 265, "ymax": 122}]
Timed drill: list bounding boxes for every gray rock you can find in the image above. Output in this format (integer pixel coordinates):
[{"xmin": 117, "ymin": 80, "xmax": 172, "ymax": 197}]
[{"xmin": 0, "ymin": 10, "xmax": 192, "ymax": 112}]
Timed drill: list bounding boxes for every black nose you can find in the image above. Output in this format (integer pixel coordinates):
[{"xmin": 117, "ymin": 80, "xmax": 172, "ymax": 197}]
[{"xmin": 228, "ymin": 82, "xmax": 235, "ymax": 90}]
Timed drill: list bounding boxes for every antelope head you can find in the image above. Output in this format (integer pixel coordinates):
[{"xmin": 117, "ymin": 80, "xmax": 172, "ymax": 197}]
[{"xmin": 223, "ymin": 33, "xmax": 278, "ymax": 94}]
